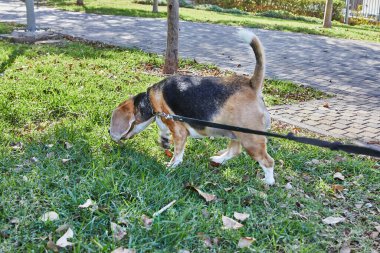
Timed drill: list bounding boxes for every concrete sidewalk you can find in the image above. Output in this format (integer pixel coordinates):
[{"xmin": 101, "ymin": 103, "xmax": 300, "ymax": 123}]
[{"xmin": 1, "ymin": 0, "xmax": 379, "ymax": 146}]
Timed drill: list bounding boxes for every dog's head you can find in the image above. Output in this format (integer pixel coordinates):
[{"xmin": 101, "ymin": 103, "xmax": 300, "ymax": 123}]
[{"xmin": 109, "ymin": 93, "xmax": 154, "ymax": 142}]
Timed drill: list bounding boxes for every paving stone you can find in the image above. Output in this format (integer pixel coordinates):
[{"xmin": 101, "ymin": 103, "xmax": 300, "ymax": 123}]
[
  {"xmin": 345, "ymin": 127, "xmax": 364, "ymax": 134},
  {"xmin": 362, "ymin": 127, "xmax": 379, "ymax": 134}
]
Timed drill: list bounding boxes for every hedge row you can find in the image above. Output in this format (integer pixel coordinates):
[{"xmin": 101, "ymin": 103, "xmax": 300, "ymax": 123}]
[{"xmin": 193, "ymin": 0, "xmax": 345, "ymax": 20}]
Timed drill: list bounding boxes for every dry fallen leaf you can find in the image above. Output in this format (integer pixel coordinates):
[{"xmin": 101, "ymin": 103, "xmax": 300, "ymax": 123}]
[
  {"xmin": 64, "ymin": 142, "xmax": 73, "ymax": 149},
  {"xmin": 111, "ymin": 247, "xmax": 136, "ymax": 253},
  {"xmin": 110, "ymin": 222, "xmax": 126, "ymax": 241},
  {"xmin": 41, "ymin": 211, "xmax": 59, "ymax": 222},
  {"xmin": 62, "ymin": 158, "xmax": 71, "ymax": 164},
  {"xmin": 56, "ymin": 224, "xmax": 70, "ymax": 233},
  {"xmin": 197, "ymin": 233, "xmax": 212, "ymax": 248},
  {"xmin": 222, "ymin": 216, "xmax": 243, "ymax": 230},
  {"xmin": 46, "ymin": 152, "xmax": 54, "ymax": 158},
  {"xmin": 10, "ymin": 217, "xmax": 20, "ymax": 224},
  {"xmin": 47, "ymin": 233, "xmax": 59, "ymax": 252},
  {"xmin": 332, "ymin": 184, "xmax": 344, "ymax": 192},
  {"xmin": 339, "ymin": 242, "xmax": 351, "ymax": 253},
  {"xmin": 78, "ymin": 199, "xmax": 95, "ymax": 208},
  {"xmin": 187, "ymin": 185, "xmax": 216, "ymax": 202},
  {"xmin": 333, "ymin": 172, "xmax": 345, "ymax": 181},
  {"xmin": 178, "ymin": 250, "xmax": 190, "ymax": 253},
  {"xmin": 164, "ymin": 149, "xmax": 173, "ymax": 158},
  {"xmin": 322, "ymin": 216, "xmax": 345, "ymax": 225},
  {"xmin": 370, "ymin": 231, "xmax": 379, "ymax": 239},
  {"xmin": 285, "ymin": 182, "xmax": 293, "ymax": 190},
  {"xmin": 237, "ymin": 237, "xmax": 256, "ymax": 248},
  {"xmin": 233, "ymin": 212, "xmax": 249, "ymax": 222},
  {"xmin": 141, "ymin": 214, "xmax": 153, "ymax": 229},
  {"xmin": 56, "ymin": 228, "xmax": 74, "ymax": 247},
  {"xmin": 375, "ymin": 225, "xmax": 380, "ymax": 232}
]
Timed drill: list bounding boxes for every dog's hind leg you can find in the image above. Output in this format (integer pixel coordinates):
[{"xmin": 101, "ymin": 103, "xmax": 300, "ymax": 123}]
[
  {"xmin": 240, "ymin": 135, "xmax": 275, "ymax": 185},
  {"xmin": 210, "ymin": 140, "xmax": 241, "ymax": 165}
]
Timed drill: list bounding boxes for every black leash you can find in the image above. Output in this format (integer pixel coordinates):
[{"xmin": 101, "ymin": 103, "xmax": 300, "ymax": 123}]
[{"xmin": 156, "ymin": 112, "xmax": 380, "ymax": 158}]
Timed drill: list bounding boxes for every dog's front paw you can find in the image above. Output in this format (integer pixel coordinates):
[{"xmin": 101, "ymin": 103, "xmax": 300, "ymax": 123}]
[
  {"xmin": 166, "ymin": 158, "xmax": 182, "ymax": 168},
  {"xmin": 263, "ymin": 177, "xmax": 275, "ymax": 185}
]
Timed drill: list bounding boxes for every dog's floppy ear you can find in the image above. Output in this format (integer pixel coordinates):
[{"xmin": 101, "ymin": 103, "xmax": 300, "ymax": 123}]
[{"xmin": 109, "ymin": 99, "xmax": 135, "ymax": 142}]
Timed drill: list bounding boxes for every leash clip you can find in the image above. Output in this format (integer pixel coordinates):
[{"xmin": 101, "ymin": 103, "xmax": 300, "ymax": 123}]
[{"xmin": 157, "ymin": 112, "xmax": 173, "ymax": 120}]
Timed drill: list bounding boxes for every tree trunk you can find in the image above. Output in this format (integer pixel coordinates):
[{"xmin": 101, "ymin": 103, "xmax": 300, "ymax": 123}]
[
  {"xmin": 323, "ymin": 0, "xmax": 333, "ymax": 28},
  {"xmin": 163, "ymin": 0, "xmax": 179, "ymax": 74},
  {"xmin": 77, "ymin": 0, "xmax": 84, "ymax": 6},
  {"xmin": 25, "ymin": 0, "xmax": 36, "ymax": 32},
  {"xmin": 153, "ymin": 0, "xmax": 159, "ymax": 13}
]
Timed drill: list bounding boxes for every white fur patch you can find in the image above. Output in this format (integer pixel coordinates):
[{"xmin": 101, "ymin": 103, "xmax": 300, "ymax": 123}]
[
  {"xmin": 259, "ymin": 162, "xmax": 275, "ymax": 185},
  {"xmin": 237, "ymin": 29, "xmax": 257, "ymax": 44}
]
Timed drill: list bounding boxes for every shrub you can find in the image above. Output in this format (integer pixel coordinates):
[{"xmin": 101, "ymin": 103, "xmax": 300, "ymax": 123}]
[
  {"xmin": 257, "ymin": 10, "xmax": 322, "ymax": 23},
  {"xmin": 194, "ymin": 0, "xmax": 345, "ymax": 20},
  {"xmin": 133, "ymin": 0, "xmax": 194, "ymax": 7},
  {"xmin": 195, "ymin": 4, "xmax": 249, "ymax": 14}
]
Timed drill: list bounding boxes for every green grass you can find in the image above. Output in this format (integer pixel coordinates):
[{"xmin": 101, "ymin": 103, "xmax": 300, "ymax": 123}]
[
  {"xmin": 44, "ymin": 0, "xmax": 380, "ymax": 43},
  {"xmin": 1, "ymin": 23, "xmax": 379, "ymax": 252}
]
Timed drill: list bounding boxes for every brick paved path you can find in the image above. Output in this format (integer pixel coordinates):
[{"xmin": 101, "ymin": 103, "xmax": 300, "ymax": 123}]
[{"xmin": 1, "ymin": 0, "xmax": 379, "ymax": 146}]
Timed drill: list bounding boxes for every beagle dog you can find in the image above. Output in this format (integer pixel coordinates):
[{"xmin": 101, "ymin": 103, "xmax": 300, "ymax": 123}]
[{"xmin": 109, "ymin": 31, "xmax": 275, "ymax": 185}]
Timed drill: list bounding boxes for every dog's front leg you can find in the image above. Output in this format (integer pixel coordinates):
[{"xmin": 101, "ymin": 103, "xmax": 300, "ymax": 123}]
[
  {"xmin": 156, "ymin": 116, "xmax": 171, "ymax": 149},
  {"xmin": 166, "ymin": 123, "xmax": 188, "ymax": 168}
]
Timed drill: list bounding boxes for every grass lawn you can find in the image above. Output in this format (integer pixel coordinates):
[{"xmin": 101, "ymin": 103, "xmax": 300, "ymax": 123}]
[
  {"xmin": 0, "ymin": 23, "xmax": 379, "ymax": 252},
  {"xmin": 44, "ymin": 0, "xmax": 380, "ymax": 43}
]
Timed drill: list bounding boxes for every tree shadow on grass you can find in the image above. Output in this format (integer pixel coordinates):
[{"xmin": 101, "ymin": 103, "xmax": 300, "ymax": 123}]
[{"xmin": 0, "ymin": 45, "xmax": 26, "ymax": 74}]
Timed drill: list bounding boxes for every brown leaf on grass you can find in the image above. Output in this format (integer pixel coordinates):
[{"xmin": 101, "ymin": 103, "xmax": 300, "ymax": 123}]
[
  {"xmin": 110, "ymin": 222, "xmax": 126, "ymax": 241},
  {"xmin": 375, "ymin": 225, "xmax": 380, "ymax": 233},
  {"xmin": 322, "ymin": 216, "xmax": 345, "ymax": 225},
  {"xmin": 233, "ymin": 212, "xmax": 249, "ymax": 222},
  {"xmin": 47, "ymin": 233, "xmax": 59, "ymax": 252},
  {"xmin": 10, "ymin": 142, "xmax": 23, "ymax": 150},
  {"xmin": 62, "ymin": 158, "xmax": 71, "ymax": 164},
  {"xmin": 78, "ymin": 199, "xmax": 95, "ymax": 208},
  {"xmin": 41, "ymin": 211, "xmax": 59, "ymax": 222},
  {"xmin": 111, "ymin": 247, "xmax": 136, "ymax": 253},
  {"xmin": 370, "ymin": 231, "xmax": 379, "ymax": 239},
  {"xmin": 201, "ymin": 209, "xmax": 210, "ymax": 219},
  {"xmin": 141, "ymin": 215, "xmax": 153, "ymax": 230},
  {"xmin": 339, "ymin": 242, "xmax": 351, "ymax": 253},
  {"xmin": 334, "ymin": 172, "xmax": 345, "ymax": 181},
  {"xmin": 237, "ymin": 237, "xmax": 256, "ymax": 248},
  {"xmin": 332, "ymin": 184, "xmax": 344, "ymax": 192},
  {"xmin": 56, "ymin": 224, "xmax": 70, "ymax": 233},
  {"xmin": 10, "ymin": 217, "xmax": 20, "ymax": 224},
  {"xmin": 222, "ymin": 216, "xmax": 243, "ymax": 230},
  {"xmin": 64, "ymin": 142, "xmax": 73, "ymax": 149},
  {"xmin": 186, "ymin": 184, "xmax": 216, "ymax": 202},
  {"xmin": 285, "ymin": 182, "xmax": 293, "ymax": 190},
  {"xmin": 164, "ymin": 149, "xmax": 173, "ymax": 158},
  {"xmin": 197, "ymin": 233, "xmax": 212, "ymax": 248},
  {"xmin": 56, "ymin": 228, "xmax": 74, "ymax": 247},
  {"xmin": 224, "ymin": 187, "xmax": 233, "ymax": 192}
]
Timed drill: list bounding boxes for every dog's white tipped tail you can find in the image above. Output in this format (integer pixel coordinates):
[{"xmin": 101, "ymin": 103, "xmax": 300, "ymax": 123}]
[
  {"xmin": 237, "ymin": 29, "xmax": 265, "ymax": 92},
  {"xmin": 238, "ymin": 29, "xmax": 257, "ymax": 44}
]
